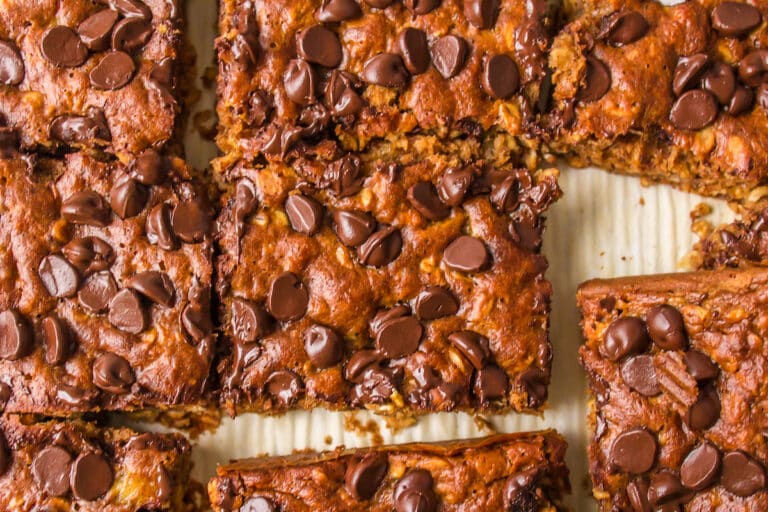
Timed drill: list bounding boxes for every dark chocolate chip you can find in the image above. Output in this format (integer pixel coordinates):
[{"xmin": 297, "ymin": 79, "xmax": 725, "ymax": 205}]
[
  {"xmin": 407, "ymin": 182, "xmax": 450, "ymax": 221},
  {"xmin": 61, "ymin": 191, "xmax": 111, "ymax": 227},
  {"xmin": 503, "ymin": 469, "xmax": 540, "ymax": 511},
  {"xmin": 110, "ymin": 176, "xmax": 148, "ymax": 219},
  {"xmin": 125, "ymin": 271, "xmax": 175, "ymax": 307},
  {"xmin": 345, "ymin": 453, "xmax": 388, "ymax": 501},
  {"xmin": 483, "ymin": 53, "xmax": 520, "ymax": 101},
  {"xmin": 701, "ymin": 62, "xmax": 736, "ymax": 105},
  {"xmin": 146, "ymin": 203, "xmax": 178, "ymax": 250},
  {"xmin": 78, "ymin": 271, "xmax": 118, "ymax": 313},
  {"xmin": 316, "ymin": 0, "xmax": 362, "ymax": 22},
  {"xmin": 345, "ymin": 349, "xmax": 382, "ymax": 382},
  {"xmin": 49, "ymin": 112, "xmax": 112, "ymax": 145},
  {"xmin": 490, "ymin": 172, "xmax": 522, "ymax": 212},
  {"xmin": 722, "ymin": 451, "xmax": 766, "ymax": 497},
  {"xmin": 38, "ymin": 255, "xmax": 80, "ymax": 298},
  {"xmin": 305, "ymin": 324, "xmax": 343, "ymax": 368},
  {"xmin": 414, "ymin": 286, "xmax": 458, "ymax": 320},
  {"xmin": 601, "ymin": 11, "xmax": 649, "ymax": 46},
  {"xmin": 181, "ymin": 296, "xmax": 214, "ymax": 343},
  {"xmin": 267, "ymin": 272, "xmax": 309, "ymax": 321},
  {"xmin": 362, "ymin": 53, "xmax": 410, "ymax": 88},
  {"xmin": 42, "ymin": 316, "xmax": 69, "ymax": 365},
  {"xmin": 90, "ymin": 51, "xmax": 136, "ymax": 90},
  {"xmin": 726, "ymin": 85, "xmax": 754, "ymax": 115},
  {"xmin": 472, "ymin": 364, "xmax": 508, "ymax": 403},
  {"xmin": 601, "ymin": 317, "xmax": 650, "ymax": 361},
  {"xmin": 285, "ymin": 194, "xmax": 325, "ymax": 235},
  {"xmin": 325, "ymin": 70, "xmax": 365, "ymax": 117},
  {"xmin": 463, "ymin": 0, "xmax": 500, "ymax": 29},
  {"xmin": 70, "ymin": 452, "xmax": 113, "ymax": 501},
  {"xmin": 648, "ymin": 470, "xmax": 688, "ymax": 507},
  {"xmin": 32, "ymin": 446, "xmax": 72, "ymax": 497},
  {"xmin": 620, "ymin": 354, "xmax": 660, "ymax": 396},
  {"xmin": 333, "ymin": 210, "xmax": 376, "ymax": 246},
  {"xmin": 111, "ymin": 17, "xmax": 153, "ymax": 53},
  {"xmin": 448, "ymin": 330, "xmax": 490, "ymax": 369},
  {"xmin": 397, "ymin": 28, "xmax": 430, "ymax": 75},
  {"xmin": 685, "ymin": 384, "xmax": 720, "ymax": 430},
  {"xmin": 370, "ymin": 305, "xmax": 410, "ymax": 335},
  {"xmin": 673, "ymin": 54, "xmax": 711, "ymax": 96},
  {"xmin": 92, "ymin": 352, "xmax": 135, "ymax": 394},
  {"xmin": 357, "ymin": 225, "xmax": 403, "ymax": 267},
  {"xmin": 240, "ymin": 497, "xmax": 276, "ymax": 512},
  {"xmin": 131, "ymin": 149, "xmax": 168, "ymax": 185},
  {"xmin": 610, "ymin": 428, "xmax": 657, "ymax": 473},
  {"xmin": 108, "ymin": 289, "xmax": 148, "ymax": 334},
  {"xmin": 684, "ymin": 350, "xmax": 719, "ymax": 381},
  {"xmin": 0, "ymin": 309, "xmax": 31, "ymax": 361},
  {"xmin": 627, "ymin": 477, "xmax": 651, "ymax": 512},
  {"xmin": 265, "ymin": 370, "xmax": 304, "ymax": 406},
  {"xmin": 712, "ymin": 2, "xmax": 762, "ymax": 37},
  {"xmin": 738, "ymin": 49, "xmax": 768, "ymax": 87},
  {"xmin": 78, "ymin": 9, "xmax": 119, "ymax": 51},
  {"xmin": 172, "ymin": 198, "xmax": 212, "ymax": 243},
  {"xmin": 231, "ymin": 298, "xmax": 273, "ymax": 343},
  {"xmin": 375, "ymin": 315, "xmax": 423, "ymax": 358},
  {"xmin": 325, "ymin": 154, "xmax": 364, "ymax": 197},
  {"xmin": 516, "ymin": 368, "xmax": 549, "ymax": 407},
  {"xmin": 284, "ymin": 59, "xmax": 318, "ymax": 105},
  {"xmin": 404, "ymin": 0, "xmax": 441, "ymax": 14},
  {"xmin": 232, "ymin": 33, "xmax": 259, "ymax": 69},
  {"xmin": 0, "ymin": 41, "xmax": 24, "ymax": 85},
  {"xmin": 62, "ymin": 237, "xmax": 115, "ymax": 274},
  {"xmin": 681, "ymin": 442, "xmax": 721, "ymax": 491},
  {"xmin": 443, "ymin": 236, "xmax": 489, "ymax": 273},
  {"xmin": 431, "ymin": 35, "xmax": 468, "ymax": 79},
  {"xmin": 41, "ymin": 26, "xmax": 88, "ymax": 67},
  {"xmin": 109, "ymin": 0, "xmax": 153, "ymax": 19},
  {"xmin": 247, "ymin": 90, "xmax": 274, "ymax": 127},
  {"xmin": 394, "ymin": 469, "xmax": 437, "ymax": 512},
  {"xmin": 297, "ymin": 25, "xmax": 343, "ymax": 68},
  {"xmin": 577, "ymin": 55, "xmax": 611, "ymax": 102},
  {"xmin": 437, "ymin": 167, "xmax": 474, "ymax": 206}
]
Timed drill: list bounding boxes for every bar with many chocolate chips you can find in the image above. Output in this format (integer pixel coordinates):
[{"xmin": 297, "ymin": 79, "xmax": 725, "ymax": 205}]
[
  {"xmin": 215, "ymin": 154, "xmax": 561, "ymax": 416},
  {"xmin": 547, "ymin": 0, "xmax": 768, "ymax": 201},
  {"xmin": 578, "ymin": 266, "xmax": 768, "ymax": 511},
  {"xmin": 0, "ymin": 0, "xmax": 186, "ymax": 157},
  {"xmin": 0, "ymin": 415, "xmax": 196, "ymax": 511},
  {"xmin": 214, "ymin": 0, "xmax": 557, "ymax": 170},
  {"xmin": 208, "ymin": 431, "xmax": 570, "ymax": 511},
  {"xmin": 0, "ymin": 153, "xmax": 215, "ymax": 429},
  {"xmin": 694, "ymin": 202, "xmax": 768, "ymax": 269}
]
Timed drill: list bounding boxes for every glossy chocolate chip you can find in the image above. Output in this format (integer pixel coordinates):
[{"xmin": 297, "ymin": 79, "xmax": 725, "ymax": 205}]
[
  {"xmin": 284, "ymin": 59, "xmax": 318, "ymax": 105},
  {"xmin": 93, "ymin": 352, "xmax": 135, "ymax": 394},
  {"xmin": 345, "ymin": 349, "xmax": 382, "ymax": 382},
  {"xmin": 646, "ymin": 305, "xmax": 687, "ymax": 350},
  {"xmin": 376, "ymin": 315, "xmax": 423, "ymax": 358},
  {"xmin": 297, "ymin": 25, "xmax": 343, "ymax": 68},
  {"xmin": 231, "ymin": 298, "xmax": 273, "ymax": 343},
  {"xmin": 405, "ymin": 0, "xmax": 441, "ymax": 14},
  {"xmin": 110, "ymin": 177, "xmax": 148, "ymax": 219},
  {"xmin": 701, "ymin": 62, "xmax": 736, "ymax": 105},
  {"xmin": 443, "ymin": 236, "xmax": 489, "ymax": 273},
  {"xmin": 78, "ymin": 9, "xmax": 119, "ymax": 51},
  {"xmin": 39, "ymin": 255, "xmax": 80, "ymax": 298},
  {"xmin": 407, "ymin": 182, "xmax": 450, "ymax": 221},
  {"xmin": 362, "ymin": 53, "xmax": 409, "ymax": 88},
  {"xmin": 648, "ymin": 470, "xmax": 688, "ymax": 507},
  {"xmin": 131, "ymin": 149, "xmax": 168, "ymax": 185},
  {"xmin": 181, "ymin": 296, "xmax": 214, "ymax": 343},
  {"xmin": 50, "ymin": 112, "xmax": 111, "ymax": 145},
  {"xmin": 325, "ymin": 71, "xmax": 364, "ymax": 118},
  {"xmin": 265, "ymin": 370, "xmax": 304, "ymax": 406},
  {"xmin": 267, "ymin": 272, "xmax": 309, "ymax": 321},
  {"xmin": 684, "ymin": 350, "xmax": 719, "ymax": 381},
  {"xmin": 437, "ymin": 167, "xmax": 474, "ymax": 206},
  {"xmin": 42, "ymin": 316, "xmax": 69, "ymax": 365},
  {"xmin": 673, "ymin": 54, "xmax": 711, "ymax": 96},
  {"xmin": 126, "ymin": 271, "xmax": 175, "ymax": 307},
  {"xmin": 601, "ymin": 317, "xmax": 650, "ymax": 361},
  {"xmin": 109, "ymin": 0, "xmax": 153, "ymax": 19},
  {"xmin": 333, "ymin": 210, "xmax": 376, "ymax": 246},
  {"xmin": 394, "ymin": 469, "xmax": 437, "ymax": 512},
  {"xmin": 738, "ymin": 49, "xmax": 768, "ymax": 87},
  {"xmin": 63, "ymin": 237, "xmax": 115, "ymax": 274},
  {"xmin": 305, "ymin": 324, "xmax": 343, "ymax": 368},
  {"xmin": 397, "ymin": 28, "xmax": 430, "ymax": 75},
  {"xmin": 61, "ymin": 191, "xmax": 111, "ymax": 227},
  {"xmin": 722, "ymin": 451, "xmax": 766, "ymax": 497},
  {"xmin": 482, "ymin": 54, "xmax": 519, "ymax": 99},
  {"xmin": 726, "ymin": 85, "xmax": 754, "ymax": 115},
  {"xmin": 316, "ymin": 0, "xmax": 362, "ymax": 22},
  {"xmin": 78, "ymin": 271, "xmax": 118, "ymax": 313},
  {"xmin": 0, "ymin": 309, "xmax": 31, "ymax": 361},
  {"xmin": 712, "ymin": 2, "xmax": 762, "ymax": 37},
  {"xmin": 240, "ymin": 497, "xmax": 276, "ymax": 512},
  {"xmin": 517, "ymin": 368, "xmax": 549, "ymax": 407},
  {"xmin": 681, "ymin": 442, "xmax": 721, "ymax": 491},
  {"xmin": 0, "ymin": 41, "xmax": 24, "ymax": 85},
  {"xmin": 285, "ymin": 194, "xmax": 324, "ymax": 235},
  {"xmin": 370, "ymin": 305, "xmax": 410, "ymax": 335},
  {"xmin": 627, "ymin": 477, "xmax": 651, "ymax": 512},
  {"xmin": 172, "ymin": 198, "xmax": 211, "ymax": 243},
  {"xmin": 358, "ymin": 226, "xmax": 403, "ymax": 267},
  {"xmin": 325, "ymin": 154, "xmax": 364, "ymax": 197},
  {"xmin": 70, "ymin": 452, "xmax": 113, "ymax": 501},
  {"xmin": 32, "ymin": 446, "xmax": 72, "ymax": 496},
  {"xmin": 490, "ymin": 173, "xmax": 523, "ymax": 212},
  {"xmin": 577, "ymin": 55, "xmax": 611, "ymax": 102},
  {"xmin": 90, "ymin": 51, "xmax": 136, "ymax": 90},
  {"xmin": 602, "ymin": 11, "xmax": 649, "ymax": 46},
  {"xmin": 431, "ymin": 35, "xmax": 468, "ymax": 79},
  {"xmin": 620, "ymin": 354, "xmax": 659, "ymax": 396},
  {"xmin": 345, "ymin": 453, "xmax": 388, "ymax": 501},
  {"xmin": 41, "ymin": 26, "xmax": 88, "ymax": 67},
  {"xmin": 472, "ymin": 364, "xmax": 508, "ymax": 403},
  {"xmin": 610, "ymin": 428, "xmax": 657, "ymax": 473},
  {"xmin": 464, "ymin": 0, "xmax": 499, "ymax": 29},
  {"xmin": 503, "ymin": 469, "xmax": 540, "ymax": 511},
  {"xmin": 685, "ymin": 384, "xmax": 720, "ymax": 430},
  {"xmin": 415, "ymin": 286, "xmax": 458, "ymax": 320},
  {"xmin": 108, "ymin": 289, "xmax": 148, "ymax": 334},
  {"xmin": 448, "ymin": 331, "xmax": 490, "ymax": 369},
  {"xmin": 233, "ymin": 32, "xmax": 259, "ymax": 69},
  {"xmin": 112, "ymin": 17, "xmax": 153, "ymax": 53},
  {"xmin": 146, "ymin": 203, "xmax": 178, "ymax": 250}
]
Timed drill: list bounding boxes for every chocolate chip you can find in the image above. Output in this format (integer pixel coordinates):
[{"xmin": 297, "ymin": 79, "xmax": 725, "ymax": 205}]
[
  {"xmin": 286, "ymin": 194, "xmax": 325, "ymax": 235},
  {"xmin": 78, "ymin": 271, "xmax": 118, "ymax": 313},
  {"xmin": 325, "ymin": 70, "xmax": 365, "ymax": 117},
  {"xmin": 62, "ymin": 237, "xmax": 115, "ymax": 274},
  {"xmin": 305, "ymin": 324, "xmax": 343, "ymax": 368},
  {"xmin": 231, "ymin": 298, "xmax": 273, "ymax": 343},
  {"xmin": 370, "ymin": 305, "xmax": 410, "ymax": 334},
  {"xmin": 345, "ymin": 453, "xmax": 388, "ymax": 501},
  {"xmin": 109, "ymin": 0, "xmax": 153, "ymax": 19},
  {"xmin": 375, "ymin": 315, "xmax": 423, "ymax": 358},
  {"xmin": 110, "ymin": 176, "xmax": 148, "ymax": 219},
  {"xmin": 726, "ymin": 85, "xmax": 754, "ymax": 115},
  {"xmin": 503, "ymin": 469, "xmax": 540, "ymax": 511},
  {"xmin": 620, "ymin": 355, "xmax": 660, "ymax": 396},
  {"xmin": 50, "ymin": 112, "xmax": 112, "ymax": 145},
  {"xmin": 284, "ymin": 59, "xmax": 318, "ymax": 105},
  {"xmin": 70, "ymin": 452, "xmax": 113, "ymax": 501},
  {"xmin": 464, "ymin": 0, "xmax": 499, "ymax": 29},
  {"xmin": 247, "ymin": 90, "xmax": 274, "ymax": 127},
  {"xmin": 39, "ymin": 255, "xmax": 80, "ymax": 298},
  {"xmin": 490, "ymin": 172, "xmax": 523, "ymax": 212},
  {"xmin": 448, "ymin": 331, "xmax": 490, "ymax": 369},
  {"xmin": 131, "ymin": 149, "xmax": 169, "ymax": 185},
  {"xmin": 267, "ymin": 272, "xmax": 309, "ymax": 321},
  {"xmin": 414, "ymin": 286, "xmax": 458, "ymax": 320},
  {"xmin": 577, "ymin": 55, "xmax": 611, "ymax": 102},
  {"xmin": 601, "ymin": 317, "xmax": 650, "ymax": 361},
  {"xmin": 681, "ymin": 442, "xmax": 721, "ymax": 491},
  {"xmin": 738, "ymin": 49, "xmax": 768, "ymax": 87},
  {"xmin": 146, "ymin": 203, "xmax": 178, "ymax": 250},
  {"xmin": 92, "ymin": 352, "xmax": 135, "ymax": 394},
  {"xmin": 358, "ymin": 225, "xmax": 403, "ymax": 267},
  {"xmin": 42, "ymin": 316, "xmax": 69, "ymax": 365},
  {"xmin": 701, "ymin": 62, "xmax": 736, "ymax": 105},
  {"xmin": 61, "ymin": 191, "xmax": 111, "ymax": 227},
  {"xmin": 325, "ymin": 154, "xmax": 364, "ymax": 197},
  {"xmin": 443, "ymin": 236, "xmax": 489, "ymax": 273},
  {"xmin": 316, "ymin": 0, "xmax": 362, "ymax": 22},
  {"xmin": 407, "ymin": 182, "xmax": 450, "ymax": 221},
  {"xmin": 345, "ymin": 349, "xmax": 382, "ymax": 382},
  {"xmin": 0, "ymin": 309, "xmax": 31, "ymax": 361},
  {"xmin": 112, "ymin": 17, "xmax": 153, "ymax": 53},
  {"xmin": 722, "ymin": 451, "xmax": 766, "ymax": 497},
  {"xmin": 172, "ymin": 198, "xmax": 212, "ymax": 243},
  {"xmin": 601, "ymin": 11, "xmax": 649, "ymax": 46},
  {"xmin": 78, "ymin": 9, "xmax": 119, "ymax": 51},
  {"xmin": 108, "ymin": 289, "xmax": 148, "ymax": 334},
  {"xmin": 431, "ymin": 35, "xmax": 468, "ymax": 79},
  {"xmin": 437, "ymin": 167, "xmax": 474, "ymax": 206},
  {"xmin": 41, "ymin": 26, "xmax": 88, "ymax": 67},
  {"xmin": 405, "ymin": 0, "xmax": 441, "ymax": 14},
  {"xmin": 126, "ymin": 271, "xmax": 175, "ymax": 307},
  {"xmin": 394, "ymin": 469, "xmax": 437, "ymax": 512},
  {"xmin": 297, "ymin": 25, "xmax": 343, "ymax": 68},
  {"xmin": 240, "ymin": 497, "xmax": 276, "ymax": 512},
  {"xmin": 233, "ymin": 33, "xmax": 259, "ymax": 69},
  {"xmin": 181, "ymin": 295, "xmax": 214, "ymax": 343},
  {"xmin": 265, "ymin": 370, "xmax": 304, "ymax": 406},
  {"xmin": 610, "ymin": 428, "xmax": 657, "ymax": 473},
  {"xmin": 712, "ymin": 2, "xmax": 762, "ymax": 37},
  {"xmin": 472, "ymin": 364, "xmax": 508, "ymax": 403},
  {"xmin": 516, "ymin": 368, "xmax": 549, "ymax": 407},
  {"xmin": 333, "ymin": 210, "xmax": 376, "ymax": 247},
  {"xmin": 684, "ymin": 350, "xmax": 719, "ymax": 381},
  {"xmin": 482, "ymin": 54, "xmax": 519, "ymax": 99},
  {"xmin": 90, "ymin": 51, "xmax": 136, "ymax": 90},
  {"xmin": 397, "ymin": 28, "xmax": 430, "ymax": 75},
  {"xmin": 0, "ymin": 41, "xmax": 24, "ymax": 85},
  {"xmin": 32, "ymin": 446, "xmax": 72, "ymax": 497},
  {"xmin": 648, "ymin": 470, "xmax": 688, "ymax": 507},
  {"xmin": 685, "ymin": 384, "xmax": 720, "ymax": 430},
  {"xmin": 672, "ymin": 54, "xmax": 711, "ymax": 96},
  {"xmin": 362, "ymin": 53, "xmax": 409, "ymax": 88},
  {"xmin": 627, "ymin": 477, "xmax": 651, "ymax": 512}
]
